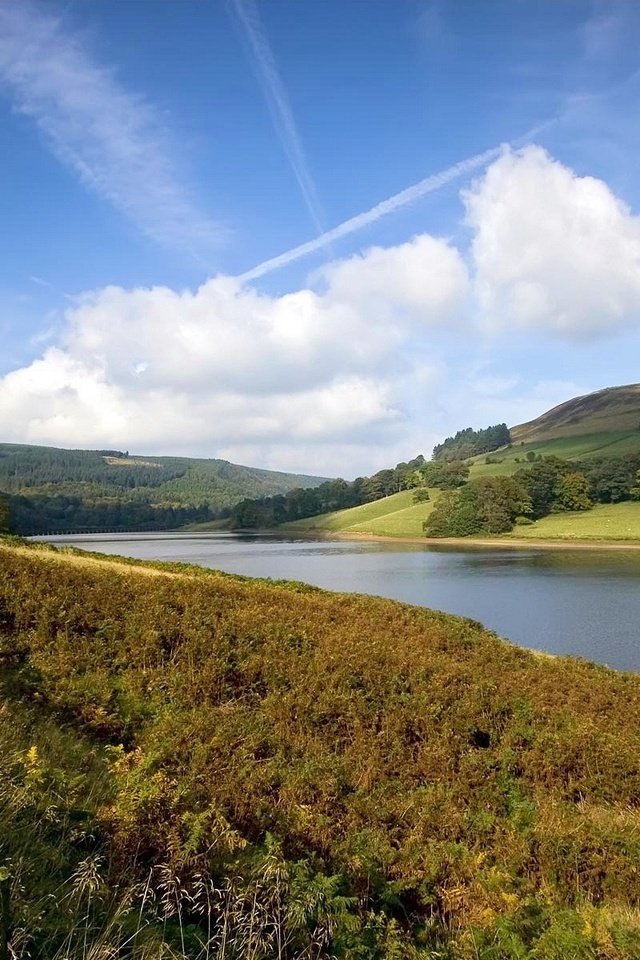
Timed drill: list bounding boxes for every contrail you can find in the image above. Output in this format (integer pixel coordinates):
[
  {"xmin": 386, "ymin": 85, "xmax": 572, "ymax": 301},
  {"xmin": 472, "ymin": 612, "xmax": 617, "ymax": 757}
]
[
  {"xmin": 237, "ymin": 143, "xmax": 503, "ymax": 283},
  {"xmin": 230, "ymin": 0, "xmax": 325, "ymax": 235},
  {"xmin": 237, "ymin": 115, "xmax": 557, "ymax": 284}
]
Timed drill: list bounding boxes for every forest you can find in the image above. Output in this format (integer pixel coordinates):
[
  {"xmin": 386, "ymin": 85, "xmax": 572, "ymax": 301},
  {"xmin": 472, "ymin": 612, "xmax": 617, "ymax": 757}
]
[
  {"xmin": 1, "ymin": 538, "xmax": 639, "ymax": 958},
  {"xmin": 0, "ymin": 443, "xmax": 326, "ymax": 534}
]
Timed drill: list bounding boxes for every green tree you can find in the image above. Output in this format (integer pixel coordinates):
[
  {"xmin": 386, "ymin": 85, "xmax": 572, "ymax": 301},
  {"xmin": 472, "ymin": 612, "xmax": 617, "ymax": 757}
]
[
  {"xmin": 424, "ymin": 477, "xmax": 531, "ymax": 537},
  {"xmin": 417, "ymin": 460, "xmax": 469, "ymax": 490},
  {"xmin": 555, "ymin": 472, "xmax": 592, "ymax": 511},
  {"xmin": 459, "ymin": 476, "xmax": 532, "ymax": 534},
  {"xmin": 432, "ymin": 423, "xmax": 510, "ymax": 461},
  {"xmin": 515, "ymin": 457, "xmax": 572, "ymax": 517},
  {"xmin": 424, "ymin": 491, "xmax": 481, "ymax": 537},
  {"xmin": 630, "ymin": 470, "xmax": 640, "ymax": 501}
]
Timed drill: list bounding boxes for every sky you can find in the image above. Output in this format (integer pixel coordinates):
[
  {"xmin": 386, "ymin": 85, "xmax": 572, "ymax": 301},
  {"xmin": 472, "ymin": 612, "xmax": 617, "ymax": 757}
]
[{"xmin": 1, "ymin": 0, "xmax": 640, "ymax": 478}]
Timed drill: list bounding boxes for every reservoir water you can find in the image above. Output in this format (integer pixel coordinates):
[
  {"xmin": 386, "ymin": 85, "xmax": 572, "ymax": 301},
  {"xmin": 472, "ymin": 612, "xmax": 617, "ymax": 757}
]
[{"xmin": 42, "ymin": 532, "xmax": 640, "ymax": 672}]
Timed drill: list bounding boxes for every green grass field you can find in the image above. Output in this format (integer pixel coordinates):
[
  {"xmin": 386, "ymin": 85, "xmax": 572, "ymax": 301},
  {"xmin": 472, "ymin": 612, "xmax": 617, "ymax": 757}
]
[
  {"xmin": 502, "ymin": 500, "xmax": 640, "ymax": 542},
  {"xmin": 272, "ymin": 425, "xmax": 640, "ymax": 543},
  {"xmin": 288, "ymin": 487, "xmax": 640, "ymax": 543},
  {"xmin": 284, "ymin": 488, "xmax": 437, "ymax": 537}
]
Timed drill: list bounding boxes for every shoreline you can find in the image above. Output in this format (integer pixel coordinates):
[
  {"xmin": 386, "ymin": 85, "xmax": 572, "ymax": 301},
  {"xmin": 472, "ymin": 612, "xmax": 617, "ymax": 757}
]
[
  {"xmin": 41, "ymin": 526, "xmax": 640, "ymax": 553},
  {"xmin": 284, "ymin": 528, "xmax": 640, "ymax": 552}
]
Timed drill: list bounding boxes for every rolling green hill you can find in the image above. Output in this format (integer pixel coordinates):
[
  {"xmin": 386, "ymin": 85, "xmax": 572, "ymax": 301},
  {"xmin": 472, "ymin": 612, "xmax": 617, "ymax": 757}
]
[
  {"xmin": 2, "ymin": 538, "xmax": 640, "ymax": 957},
  {"xmin": 288, "ymin": 385, "xmax": 640, "ymax": 542},
  {"xmin": 0, "ymin": 442, "xmax": 328, "ymax": 534},
  {"xmin": 284, "ymin": 488, "xmax": 438, "ymax": 537},
  {"xmin": 288, "ymin": 488, "xmax": 640, "ymax": 542}
]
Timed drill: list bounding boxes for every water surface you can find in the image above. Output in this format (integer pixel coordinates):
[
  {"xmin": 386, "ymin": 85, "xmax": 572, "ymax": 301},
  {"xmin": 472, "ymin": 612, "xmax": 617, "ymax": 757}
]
[{"xmin": 43, "ymin": 532, "xmax": 640, "ymax": 672}]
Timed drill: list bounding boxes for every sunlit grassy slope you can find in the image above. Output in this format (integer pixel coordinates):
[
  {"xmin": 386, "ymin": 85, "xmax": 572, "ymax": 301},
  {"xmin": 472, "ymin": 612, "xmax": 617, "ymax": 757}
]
[
  {"xmin": 3, "ymin": 538, "xmax": 640, "ymax": 956},
  {"xmin": 503, "ymin": 500, "xmax": 640, "ymax": 541},
  {"xmin": 283, "ymin": 488, "xmax": 437, "ymax": 537},
  {"xmin": 289, "ymin": 488, "xmax": 640, "ymax": 542},
  {"xmin": 287, "ymin": 448, "xmax": 640, "ymax": 542},
  {"xmin": 468, "ymin": 430, "xmax": 640, "ymax": 479},
  {"xmin": 285, "ymin": 388, "xmax": 640, "ymax": 540},
  {"xmin": 283, "ymin": 390, "xmax": 640, "ymax": 541}
]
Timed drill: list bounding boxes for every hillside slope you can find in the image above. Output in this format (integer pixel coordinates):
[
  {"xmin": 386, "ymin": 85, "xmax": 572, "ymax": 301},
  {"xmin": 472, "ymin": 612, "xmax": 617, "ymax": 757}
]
[
  {"xmin": 0, "ymin": 442, "xmax": 328, "ymax": 534},
  {"xmin": 511, "ymin": 382, "xmax": 640, "ymax": 443},
  {"xmin": 287, "ymin": 486, "xmax": 640, "ymax": 542},
  {"xmin": 1, "ymin": 538, "xmax": 640, "ymax": 957},
  {"xmin": 284, "ymin": 488, "xmax": 437, "ymax": 537},
  {"xmin": 287, "ymin": 384, "xmax": 640, "ymax": 540}
]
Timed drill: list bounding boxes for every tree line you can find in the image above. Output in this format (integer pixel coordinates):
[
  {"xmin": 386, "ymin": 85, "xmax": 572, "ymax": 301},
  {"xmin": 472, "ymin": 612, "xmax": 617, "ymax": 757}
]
[
  {"xmin": 432, "ymin": 423, "xmax": 511, "ymax": 461},
  {"xmin": 6, "ymin": 493, "xmax": 215, "ymax": 535}
]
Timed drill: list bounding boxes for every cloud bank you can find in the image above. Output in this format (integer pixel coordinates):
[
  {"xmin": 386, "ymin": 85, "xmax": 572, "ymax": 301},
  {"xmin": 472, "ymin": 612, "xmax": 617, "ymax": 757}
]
[
  {"xmin": 0, "ymin": 234, "xmax": 467, "ymax": 471},
  {"xmin": 465, "ymin": 146, "xmax": 640, "ymax": 335},
  {"xmin": 3, "ymin": 147, "xmax": 640, "ymax": 474}
]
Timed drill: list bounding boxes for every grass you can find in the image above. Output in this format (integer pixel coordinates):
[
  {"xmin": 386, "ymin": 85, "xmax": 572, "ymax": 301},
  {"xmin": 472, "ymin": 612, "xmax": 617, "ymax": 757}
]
[
  {"xmin": 280, "ymin": 429, "xmax": 640, "ymax": 543},
  {"xmin": 503, "ymin": 500, "xmax": 640, "ymax": 542},
  {"xmin": 285, "ymin": 487, "xmax": 640, "ymax": 544},
  {"xmin": 283, "ymin": 489, "xmax": 437, "ymax": 537},
  {"xmin": 468, "ymin": 430, "xmax": 640, "ymax": 480}
]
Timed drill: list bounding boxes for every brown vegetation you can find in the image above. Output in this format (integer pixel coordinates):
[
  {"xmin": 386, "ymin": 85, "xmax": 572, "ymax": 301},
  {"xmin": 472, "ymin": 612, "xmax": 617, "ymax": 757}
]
[{"xmin": 1, "ymin": 538, "xmax": 640, "ymax": 957}]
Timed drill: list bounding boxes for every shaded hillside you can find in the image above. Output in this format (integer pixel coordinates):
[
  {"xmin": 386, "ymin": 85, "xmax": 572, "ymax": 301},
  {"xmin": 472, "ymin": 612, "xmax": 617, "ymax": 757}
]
[
  {"xmin": 2, "ymin": 539, "xmax": 640, "ymax": 957},
  {"xmin": 0, "ymin": 442, "xmax": 328, "ymax": 534},
  {"xmin": 511, "ymin": 382, "xmax": 640, "ymax": 443}
]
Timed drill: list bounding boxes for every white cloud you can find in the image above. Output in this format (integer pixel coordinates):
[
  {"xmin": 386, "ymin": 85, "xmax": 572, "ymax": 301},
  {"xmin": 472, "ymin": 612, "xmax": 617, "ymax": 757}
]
[
  {"xmin": 5, "ymin": 144, "xmax": 640, "ymax": 475},
  {"xmin": 0, "ymin": 1, "xmax": 220, "ymax": 251},
  {"xmin": 319, "ymin": 234, "xmax": 469, "ymax": 322},
  {"xmin": 0, "ymin": 235, "xmax": 467, "ymax": 474},
  {"xmin": 465, "ymin": 145, "xmax": 640, "ymax": 336}
]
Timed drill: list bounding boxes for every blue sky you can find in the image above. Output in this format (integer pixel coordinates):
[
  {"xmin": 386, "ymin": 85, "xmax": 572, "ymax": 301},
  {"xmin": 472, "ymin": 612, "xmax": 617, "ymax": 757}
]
[{"xmin": 1, "ymin": 0, "xmax": 640, "ymax": 476}]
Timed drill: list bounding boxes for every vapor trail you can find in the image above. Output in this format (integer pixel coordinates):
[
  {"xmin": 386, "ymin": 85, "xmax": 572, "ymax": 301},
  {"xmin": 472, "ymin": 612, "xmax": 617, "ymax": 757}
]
[
  {"xmin": 238, "ymin": 143, "xmax": 503, "ymax": 283},
  {"xmin": 230, "ymin": 0, "xmax": 325, "ymax": 235}
]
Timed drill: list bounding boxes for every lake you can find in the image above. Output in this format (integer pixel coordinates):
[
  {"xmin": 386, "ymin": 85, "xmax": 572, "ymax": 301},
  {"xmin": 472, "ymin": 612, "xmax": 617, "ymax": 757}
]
[{"xmin": 42, "ymin": 532, "xmax": 640, "ymax": 672}]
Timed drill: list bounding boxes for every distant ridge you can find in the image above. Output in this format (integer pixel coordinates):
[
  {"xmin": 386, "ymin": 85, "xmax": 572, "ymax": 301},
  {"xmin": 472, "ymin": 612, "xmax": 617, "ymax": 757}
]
[
  {"xmin": 511, "ymin": 383, "xmax": 640, "ymax": 443},
  {"xmin": 0, "ymin": 442, "xmax": 330, "ymax": 534}
]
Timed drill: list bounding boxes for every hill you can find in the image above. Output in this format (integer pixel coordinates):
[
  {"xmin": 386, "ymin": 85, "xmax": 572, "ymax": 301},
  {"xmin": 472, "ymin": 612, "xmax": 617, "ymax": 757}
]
[
  {"xmin": 1, "ymin": 537, "xmax": 640, "ymax": 957},
  {"xmin": 0, "ymin": 442, "xmax": 328, "ymax": 534},
  {"xmin": 285, "ymin": 384, "xmax": 640, "ymax": 541},
  {"xmin": 286, "ymin": 488, "xmax": 640, "ymax": 543},
  {"xmin": 284, "ymin": 488, "xmax": 438, "ymax": 537},
  {"xmin": 511, "ymin": 382, "xmax": 640, "ymax": 443}
]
